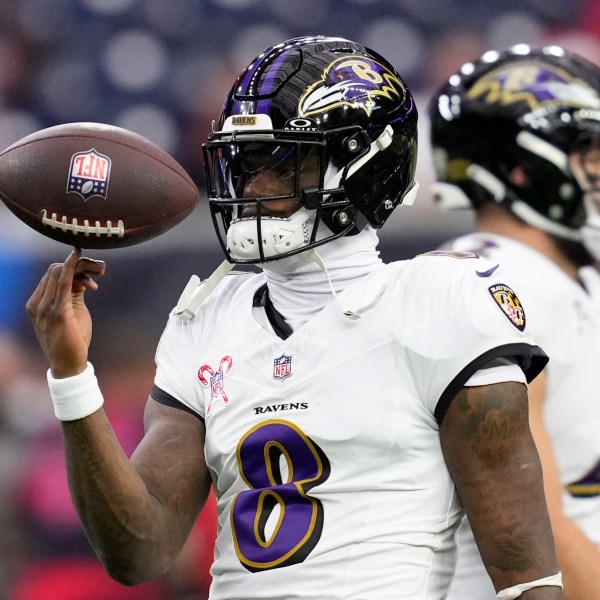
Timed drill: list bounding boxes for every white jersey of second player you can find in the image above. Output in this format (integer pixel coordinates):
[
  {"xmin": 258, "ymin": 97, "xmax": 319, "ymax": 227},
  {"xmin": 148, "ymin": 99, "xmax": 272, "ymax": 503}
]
[
  {"xmin": 153, "ymin": 252, "xmax": 546, "ymax": 600},
  {"xmin": 445, "ymin": 232, "xmax": 600, "ymax": 600}
]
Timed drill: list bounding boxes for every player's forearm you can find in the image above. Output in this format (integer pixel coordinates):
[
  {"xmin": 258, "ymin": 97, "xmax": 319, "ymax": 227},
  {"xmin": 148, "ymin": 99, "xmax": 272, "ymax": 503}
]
[
  {"xmin": 466, "ymin": 459, "xmax": 562, "ymax": 597},
  {"xmin": 62, "ymin": 410, "xmax": 182, "ymax": 584},
  {"xmin": 466, "ymin": 459, "xmax": 560, "ymax": 594},
  {"xmin": 441, "ymin": 383, "xmax": 562, "ymax": 597}
]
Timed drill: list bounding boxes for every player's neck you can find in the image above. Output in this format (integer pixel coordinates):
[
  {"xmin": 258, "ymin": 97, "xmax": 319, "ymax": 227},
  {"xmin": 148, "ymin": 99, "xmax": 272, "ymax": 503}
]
[{"xmin": 261, "ymin": 227, "xmax": 384, "ymax": 330}]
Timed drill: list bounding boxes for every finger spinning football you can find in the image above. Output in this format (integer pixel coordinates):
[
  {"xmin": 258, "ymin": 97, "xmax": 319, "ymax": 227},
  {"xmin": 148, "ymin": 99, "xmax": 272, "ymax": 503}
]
[{"xmin": 0, "ymin": 122, "xmax": 200, "ymax": 249}]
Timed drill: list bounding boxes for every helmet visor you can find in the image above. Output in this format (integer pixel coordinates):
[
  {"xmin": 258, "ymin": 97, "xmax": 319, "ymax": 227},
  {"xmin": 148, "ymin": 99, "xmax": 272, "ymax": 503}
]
[
  {"xmin": 203, "ymin": 135, "xmax": 337, "ymax": 263},
  {"xmin": 204, "ymin": 138, "xmax": 324, "ymax": 202}
]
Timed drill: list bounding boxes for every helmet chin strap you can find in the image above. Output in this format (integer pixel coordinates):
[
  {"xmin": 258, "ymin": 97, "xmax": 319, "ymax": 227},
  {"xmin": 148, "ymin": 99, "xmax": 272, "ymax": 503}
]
[
  {"xmin": 174, "ymin": 259, "xmax": 234, "ymax": 321},
  {"xmin": 308, "ymin": 249, "xmax": 387, "ymax": 320}
]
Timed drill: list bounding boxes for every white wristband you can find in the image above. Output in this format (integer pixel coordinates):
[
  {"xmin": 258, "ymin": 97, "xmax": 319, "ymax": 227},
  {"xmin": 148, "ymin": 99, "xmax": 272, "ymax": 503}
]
[
  {"xmin": 47, "ymin": 362, "xmax": 104, "ymax": 421},
  {"xmin": 497, "ymin": 572, "xmax": 563, "ymax": 599}
]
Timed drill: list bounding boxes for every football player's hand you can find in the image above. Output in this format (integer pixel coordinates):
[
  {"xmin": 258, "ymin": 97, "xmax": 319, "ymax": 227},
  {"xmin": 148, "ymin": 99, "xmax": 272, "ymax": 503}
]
[{"xmin": 26, "ymin": 247, "xmax": 106, "ymax": 378}]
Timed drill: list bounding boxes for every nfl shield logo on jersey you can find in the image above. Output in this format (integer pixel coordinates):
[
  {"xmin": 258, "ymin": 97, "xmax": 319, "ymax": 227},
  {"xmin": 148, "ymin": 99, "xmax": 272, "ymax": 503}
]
[
  {"xmin": 67, "ymin": 148, "xmax": 111, "ymax": 201},
  {"xmin": 273, "ymin": 354, "xmax": 292, "ymax": 381}
]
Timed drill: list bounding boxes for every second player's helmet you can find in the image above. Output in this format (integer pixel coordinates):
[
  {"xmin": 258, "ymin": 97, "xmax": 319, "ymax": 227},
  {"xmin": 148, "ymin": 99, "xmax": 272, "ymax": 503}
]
[
  {"xmin": 203, "ymin": 35, "xmax": 418, "ymax": 264},
  {"xmin": 429, "ymin": 44, "xmax": 600, "ymax": 240}
]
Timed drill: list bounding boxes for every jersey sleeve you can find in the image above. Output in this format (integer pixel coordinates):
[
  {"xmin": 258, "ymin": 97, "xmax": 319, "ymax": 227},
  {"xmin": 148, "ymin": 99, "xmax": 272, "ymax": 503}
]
[
  {"xmin": 152, "ymin": 308, "xmax": 207, "ymax": 420},
  {"xmin": 152, "ymin": 272, "xmax": 252, "ymax": 420},
  {"xmin": 399, "ymin": 254, "xmax": 548, "ymax": 423},
  {"xmin": 464, "ymin": 361, "xmax": 527, "ymax": 387}
]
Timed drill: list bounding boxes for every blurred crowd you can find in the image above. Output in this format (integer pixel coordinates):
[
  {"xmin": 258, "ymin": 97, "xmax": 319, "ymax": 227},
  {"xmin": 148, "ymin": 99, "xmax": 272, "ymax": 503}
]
[
  {"xmin": 2, "ymin": 0, "xmax": 600, "ymax": 598},
  {"xmin": 1, "ymin": 0, "xmax": 599, "ymax": 178},
  {"xmin": 0, "ymin": 330, "xmax": 218, "ymax": 600}
]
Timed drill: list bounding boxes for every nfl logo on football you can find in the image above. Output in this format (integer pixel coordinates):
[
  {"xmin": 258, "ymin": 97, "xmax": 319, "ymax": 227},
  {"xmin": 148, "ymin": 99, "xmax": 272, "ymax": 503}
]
[
  {"xmin": 67, "ymin": 148, "xmax": 111, "ymax": 201},
  {"xmin": 273, "ymin": 354, "xmax": 292, "ymax": 381}
]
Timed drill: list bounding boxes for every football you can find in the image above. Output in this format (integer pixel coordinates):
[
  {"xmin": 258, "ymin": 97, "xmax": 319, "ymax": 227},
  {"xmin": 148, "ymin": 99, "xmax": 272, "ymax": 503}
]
[{"xmin": 0, "ymin": 122, "xmax": 200, "ymax": 249}]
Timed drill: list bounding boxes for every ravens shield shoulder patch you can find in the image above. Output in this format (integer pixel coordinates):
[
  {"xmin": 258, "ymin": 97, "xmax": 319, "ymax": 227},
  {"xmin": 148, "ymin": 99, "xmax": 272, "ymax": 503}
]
[{"xmin": 488, "ymin": 283, "xmax": 526, "ymax": 332}]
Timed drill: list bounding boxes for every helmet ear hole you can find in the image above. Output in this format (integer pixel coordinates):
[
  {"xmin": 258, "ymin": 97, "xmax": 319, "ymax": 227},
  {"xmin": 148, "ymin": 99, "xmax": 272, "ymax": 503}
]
[
  {"xmin": 335, "ymin": 206, "xmax": 356, "ymax": 228},
  {"xmin": 342, "ymin": 132, "xmax": 370, "ymax": 157},
  {"xmin": 509, "ymin": 165, "xmax": 530, "ymax": 187},
  {"xmin": 322, "ymin": 206, "xmax": 358, "ymax": 234}
]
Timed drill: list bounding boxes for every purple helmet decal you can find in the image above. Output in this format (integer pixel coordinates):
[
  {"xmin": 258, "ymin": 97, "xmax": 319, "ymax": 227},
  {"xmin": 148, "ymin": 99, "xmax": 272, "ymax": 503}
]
[
  {"xmin": 298, "ymin": 56, "xmax": 406, "ymax": 118},
  {"xmin": 467, "ymin": 61, "xmax": 600, "ymax": 110}
]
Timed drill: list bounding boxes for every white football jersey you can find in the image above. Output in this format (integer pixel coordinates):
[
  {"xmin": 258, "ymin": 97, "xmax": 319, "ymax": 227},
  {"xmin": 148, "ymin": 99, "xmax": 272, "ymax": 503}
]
[
  {"xmin": 153, "ymin": 252, "xmax": 545, "ymax": 600},
  {"xmin": 444, "ymin": 233, "xmax": 600, "ymax": 600}
]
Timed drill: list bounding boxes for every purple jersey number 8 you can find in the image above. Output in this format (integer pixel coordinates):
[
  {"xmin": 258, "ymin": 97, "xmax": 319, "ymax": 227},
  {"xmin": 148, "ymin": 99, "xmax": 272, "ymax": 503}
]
[{"xmin": 231, "ymin": 419, "xmax": 331, "ymax": 571}]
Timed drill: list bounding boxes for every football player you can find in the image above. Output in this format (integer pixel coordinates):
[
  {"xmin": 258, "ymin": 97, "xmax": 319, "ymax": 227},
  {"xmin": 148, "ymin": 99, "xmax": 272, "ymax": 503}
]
[
  {"xmin": 27, "ymin": 37, "xmax": 563, "ymax": 599},
  {"xmin": 429, "ymin": 44, "xmax": 600, "ymax": 599}
]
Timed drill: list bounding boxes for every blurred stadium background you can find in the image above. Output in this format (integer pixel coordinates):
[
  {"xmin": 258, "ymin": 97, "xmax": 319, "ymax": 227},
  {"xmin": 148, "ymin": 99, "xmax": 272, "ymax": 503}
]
[{"xmin": 1, "ymin": 0, "xmax": 599, "ymax": 598}]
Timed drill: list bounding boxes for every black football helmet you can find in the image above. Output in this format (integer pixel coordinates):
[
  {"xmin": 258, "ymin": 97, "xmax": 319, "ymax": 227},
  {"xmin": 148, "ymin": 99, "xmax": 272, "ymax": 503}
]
[
  {"xmin": 547, "ymin": 106, "xmax": 600, "ymax": 259},
  {"xmin": 202, "ymin": 35, "xmax": 418, "ymax": 264},
  {"xmin": 429, "ymin": 44, "xmax": 600, "ymax": 240}
]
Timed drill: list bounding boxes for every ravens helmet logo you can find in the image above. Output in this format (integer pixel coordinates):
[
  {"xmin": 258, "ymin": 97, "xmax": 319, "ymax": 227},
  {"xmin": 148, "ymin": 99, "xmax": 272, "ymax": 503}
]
[{"xmin": 298, "ymin": 56, "xmax": 406, "ymax": 118}]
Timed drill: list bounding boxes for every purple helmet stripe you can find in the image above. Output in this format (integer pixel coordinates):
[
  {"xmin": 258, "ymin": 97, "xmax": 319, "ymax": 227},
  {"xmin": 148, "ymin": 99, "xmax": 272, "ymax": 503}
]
[
  {"xmin": 231, "ymin": 43, "xmax": 301, "ymax": 117},
  {"xmin": 256, "ymin": 46, "xmax": 296, "ymax": 114}
]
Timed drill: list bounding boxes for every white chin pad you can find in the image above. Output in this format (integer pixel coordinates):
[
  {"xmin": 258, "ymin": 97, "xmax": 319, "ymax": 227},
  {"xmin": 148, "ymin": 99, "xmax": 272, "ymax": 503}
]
[{"xmin": 227, "ymin": 207, "xmax": 315, "ymax": 261}]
